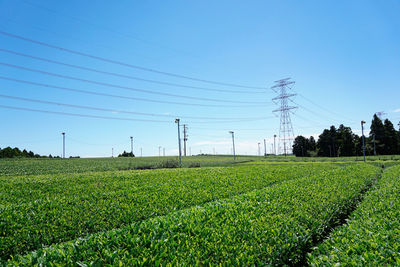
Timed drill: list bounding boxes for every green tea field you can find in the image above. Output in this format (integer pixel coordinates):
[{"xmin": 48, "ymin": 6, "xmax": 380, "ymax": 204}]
[{"xmin": 1, "ymin": 156, "xmax": 399, "ymax": 265}]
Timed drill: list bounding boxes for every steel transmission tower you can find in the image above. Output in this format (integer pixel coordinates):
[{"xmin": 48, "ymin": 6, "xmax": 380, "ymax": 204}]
[{"xmin": 271, "ymin": 78, "xmax": 297, "ymax": 156}]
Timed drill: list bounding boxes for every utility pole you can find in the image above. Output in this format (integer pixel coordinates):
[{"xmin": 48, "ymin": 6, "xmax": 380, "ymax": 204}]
[
  {"xmin": 263, "ymin": 139, "xmax": 267, "ymax": 156},
  {"xmin": 112, "ymin": 147, "xmax": 114, "ymax": 158},
  {"xmin": 175, "ymin": 118, "xmax": 182, "ymax": 167},
  {"xmin": 361, "ymin": 120, "xmax": 366, "ymax": 162},
  {"xmin": 373, "ymin": 133, "xmax": 376, "ymax": 156},
  {"xmin": 273, "ymin": 134, "xmax": 277, "ymax": 155},
  {"xmin": 183, "ymin": 124, "xmax": 188, "ymax": 156},
  {"xmin": 258, "ymin": 142, "xmax": 261, "ymax": 156},
  {"xmin": 140, "ymin": 147, "xmax": 142, "ymax": 157},
  {"xmin": 158, "ymin": 146, "xmax": 161, "ymax": 157},
  {"xmin": 130, "ymin": 136, "xmax": 133, "ymax": 155},
  {"xmin": 61, "ymin": 132, "xmax": 65, "ymax": 158},
  {"xmin": 229, "ymin": 131, "xmax": 236, "ymax": 160},
  {"xmin": 271, "ymin": 78, "xmax": 297, "ymax": 156},
  {"xmin": 163, "ymin": 148, "xmax": 165, "ymax": 157}
]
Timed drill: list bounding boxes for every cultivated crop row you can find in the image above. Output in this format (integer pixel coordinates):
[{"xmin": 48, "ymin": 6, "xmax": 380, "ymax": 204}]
[
  {"xmin": 7, "ymin": 164, "xmax": 379, "ymax": 265},
  {"xmin": 0, "ymin": 156, "xmax": 257, "ymax": 176},
  {"xmin": 308, "ymin": 165, "xmax": 400, "ymax": 266},
  {"xmin": 0, "ymin": 164, "xmax": 325, "ymax": 261}
]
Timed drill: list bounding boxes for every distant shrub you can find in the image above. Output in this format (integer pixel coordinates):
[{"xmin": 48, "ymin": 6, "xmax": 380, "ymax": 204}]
[
  {"xmin": 134, "ymin": 165, "xmax": 156, "ymax": 170},
  {"xmin": 158, "ymin": 159, "xmax": 179, "ymax": 169},
  {"xmin": 188, "ymin": 162, "xmax": 201, "ymax": 168},
  {"xmin": 118, "ymin": 151, "xmax": 135, "ymax": 157}
]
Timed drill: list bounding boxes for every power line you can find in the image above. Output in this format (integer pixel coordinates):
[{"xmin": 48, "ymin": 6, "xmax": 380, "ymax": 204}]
[
  {"xmin": 0, "ymin": 30, "xmax": 267, "ymax": 90},
  {"xmin": 289, "ymin": 99, "xmax": 355, "ymax": 125},
  {"xmin": 0, "ymin": 104, "xmax": 170, "ymax": 122},
  {"xmin": 18, "ymin": 0, "xmax": 205, "ymax": 60},
  {"xmin": 0, "ymin": 103, "xmax": 272, "ymax": 124},
  {"xmin": 298, "ymin": 93, "xmax": 355, "ymax": 122},
  {"xmin": 0, "ymin": 93, "xmax": 271, "ymax": 121},
  {"xmin": 0, "ymin": 76, "xmax": 264, "ymax": 108},
  {"xmin": 291, "ymin": 112, "xmax": 330, "ymax": 128},
  {"xmin": 0, "ymin": 48, "xmax": 267, "ymax": 94},
  {"xmin": 0, "ymin": 62, "xmax": 268, "ymax": 105}
]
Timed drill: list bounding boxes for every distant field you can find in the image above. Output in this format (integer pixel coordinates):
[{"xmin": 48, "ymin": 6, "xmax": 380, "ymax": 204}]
[
  {"xmin": 1, "ymin": 156, "xmax": 399, "ymax": 265},
  {"xmin": 0, "ymin": 155, "xmax": 254, "ymax": 176},
  {"xmin": 0, "ymin": 154, "xmax": 399, "ymax": 176}
]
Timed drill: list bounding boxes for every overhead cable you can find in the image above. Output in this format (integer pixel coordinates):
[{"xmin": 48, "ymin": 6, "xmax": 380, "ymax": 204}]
[
  {"xmin": 0, "ymin": 30, "xmax": 267, "ymax": 90},
  {"xmin": 0, "ymin": 93, "xmax": 271, "ymax": 121},
  {"xmin": 0, "ymin": 62, "xmax": 268, "ymax": 104},
  {"xmin": 0, "ymin": 76, "xmax": 265, "ymax": 108},
  {"xmin": 0, "ymin": 48, "xmax": 266, "ymax": 94}
]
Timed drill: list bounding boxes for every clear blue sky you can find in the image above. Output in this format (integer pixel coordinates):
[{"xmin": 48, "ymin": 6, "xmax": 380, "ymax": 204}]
[{"xmin": 0, "ymin": 0, "xmax": 399, "ymax": 157}]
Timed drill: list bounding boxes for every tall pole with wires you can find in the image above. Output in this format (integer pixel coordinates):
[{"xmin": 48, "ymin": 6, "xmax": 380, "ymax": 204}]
[
  {"xmin": 130, "ymin": 136, "xmax": 133, "ymax": 155},
  {"xmin": 263, "ymin": 139, "xmax": 267, "ymax": 156},
  {"xmin": 183, "ymin": 124, "xmax": 188, "ymax": 156},
  {"xmin": 273, "ymin": 134, "xmax": 277, "ymax": 155},
  {"xmin": 229, "ymin": 131, "xmax": 236, "ymax": 160},
  {"xmin": 271, "ymin": 78, "xmax": 297, "ymax": 156},
  {"xmin": 361, "ymin": 120, "xmax": 366, "ymax": 162},
  {"xmin": 175, "ymin": 119, "xmax": 182, "ymax": 167},
  {"xmin": 61, "ymin": 132, "xmax": 65, "ymax": 158},
  {"xmin": 373, "ymin": 133, "xmax": 376, "ymax": 156}
]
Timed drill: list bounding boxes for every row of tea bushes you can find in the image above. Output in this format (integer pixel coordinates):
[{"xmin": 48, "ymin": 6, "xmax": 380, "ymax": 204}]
[
  {"xmin": 308, "ymin": 165, "xmax": 400, "ymax": 266},
  {"xmin": 8, "ymin": 164, "xmax": 378, "ymax": 265},
  {"xmin": 0, "ymin": 164, "xmax": 326, "ymax": 261}
]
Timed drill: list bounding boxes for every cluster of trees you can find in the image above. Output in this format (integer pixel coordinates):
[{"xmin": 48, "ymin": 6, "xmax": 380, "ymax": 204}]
[
  {"xmin": 0, "ymin": 147, "xmax": 46, "ymax": 158},
  {"xmin": 293, "ymin": 114, "xmax": 400, "ymax": 157},
  {"xmin": 118, "ymin": 151, "xmax": 135, "ymax": 157}
]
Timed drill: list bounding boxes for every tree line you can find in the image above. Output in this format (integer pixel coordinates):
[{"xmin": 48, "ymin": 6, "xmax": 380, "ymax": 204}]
[
  {"xmin": 0, "ymin": 147, "xmax": 49, "ymax": 158},
  {"xmin": 292, "ymin": 114, "xmax": 400, "ymax": 157}
]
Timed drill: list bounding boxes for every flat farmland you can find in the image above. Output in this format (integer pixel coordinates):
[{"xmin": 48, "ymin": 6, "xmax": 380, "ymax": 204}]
[{"xmin": 1, "ymin": 157, "xmax": 399, "ymax": 265}]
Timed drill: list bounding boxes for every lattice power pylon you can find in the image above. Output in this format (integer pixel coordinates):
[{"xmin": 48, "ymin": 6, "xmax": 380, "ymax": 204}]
[{"xmin": 271, "ymin": 78, "xmax": 297, "ymax": 155}]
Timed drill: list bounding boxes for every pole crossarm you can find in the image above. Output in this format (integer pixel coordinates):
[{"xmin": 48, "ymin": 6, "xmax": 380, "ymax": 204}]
[
  {"xmin": 271, "ymin": 81, "xmax": 295, "ymax": 88},
  {"xmin": 272, "ymin": 93, "xmax": 297, "ymax": 101},
  {"xmin": 272, "ymin": 106, "xmax": 298, "ymax": 113}
]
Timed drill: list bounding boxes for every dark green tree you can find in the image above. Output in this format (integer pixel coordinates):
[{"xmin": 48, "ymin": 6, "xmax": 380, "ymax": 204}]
[
  {"xmin": 383, "ymin": 119, "xmax": 399, "ymax": 154},
  {"xmin": 309, "ymin": 136, "xmax": 316, "ymax": 151},
  {"xmin": 336, "ymin": 124, "xmax": 356, "ymax": 156},
  {"xmin": 317, "ymin": 126, "xmax": 338, "ymax": 157},
  {"xmin": 369, "ymin": 114, "xmax": 385, "ymax": 155},
  {"xmin": 292, "ymin": 136, "xmax": 310, "ymax": 157}
]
